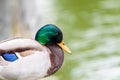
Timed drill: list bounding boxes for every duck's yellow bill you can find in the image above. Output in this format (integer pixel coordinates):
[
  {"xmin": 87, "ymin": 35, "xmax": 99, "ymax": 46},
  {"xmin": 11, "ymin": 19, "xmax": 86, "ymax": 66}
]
[{"xmin": 57, "ymin": 40, "xmax": 71, "ymax": 53}]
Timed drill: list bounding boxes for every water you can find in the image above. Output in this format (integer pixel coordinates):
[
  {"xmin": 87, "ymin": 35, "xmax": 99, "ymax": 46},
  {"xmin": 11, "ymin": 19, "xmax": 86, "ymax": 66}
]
[{"xmin": 51, "ymin": 0, "xmax": 120, "ymax": 80}]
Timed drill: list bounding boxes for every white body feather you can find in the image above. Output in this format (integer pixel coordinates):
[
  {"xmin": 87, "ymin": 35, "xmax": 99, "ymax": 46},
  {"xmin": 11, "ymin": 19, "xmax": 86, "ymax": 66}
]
[{"xmin": 0, "ymin": 38, "xmax": 51, "ymax": 80}]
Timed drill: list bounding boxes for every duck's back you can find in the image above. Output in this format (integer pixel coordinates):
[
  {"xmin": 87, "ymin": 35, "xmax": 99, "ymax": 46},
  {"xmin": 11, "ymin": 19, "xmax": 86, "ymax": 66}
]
[{"xmin": 0, "ymin": 37, "xmax": 51, "ymax": 80}]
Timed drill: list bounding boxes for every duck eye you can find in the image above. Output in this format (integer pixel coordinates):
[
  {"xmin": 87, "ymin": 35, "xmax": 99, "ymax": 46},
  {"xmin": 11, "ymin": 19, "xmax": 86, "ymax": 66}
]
[{"xmin": 1, "ymin": 52, "xmax": 18, "ymax": 62}]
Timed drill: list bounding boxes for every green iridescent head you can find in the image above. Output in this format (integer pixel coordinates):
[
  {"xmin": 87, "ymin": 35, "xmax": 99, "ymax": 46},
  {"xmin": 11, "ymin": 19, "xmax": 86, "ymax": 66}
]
[
  {"xmin": 35, "ymin": 24, "xmax": 63, "ymax": 45},
  {"xmin": 35, "ymin": 24, "xmax": 71, "ymax": 53}
]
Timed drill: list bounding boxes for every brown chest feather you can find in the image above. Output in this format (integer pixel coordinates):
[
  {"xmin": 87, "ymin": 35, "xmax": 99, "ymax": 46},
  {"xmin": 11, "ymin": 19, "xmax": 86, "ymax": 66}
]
[{"xmin": 46, "ymin": 44, "xmax": 64, "ymax": 76}]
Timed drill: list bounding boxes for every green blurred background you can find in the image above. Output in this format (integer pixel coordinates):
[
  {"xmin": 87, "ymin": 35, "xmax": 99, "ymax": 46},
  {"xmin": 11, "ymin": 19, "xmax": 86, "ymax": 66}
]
[{"xmin": 0, "ymin": 0, "xmax": 120, "ymax": 80}]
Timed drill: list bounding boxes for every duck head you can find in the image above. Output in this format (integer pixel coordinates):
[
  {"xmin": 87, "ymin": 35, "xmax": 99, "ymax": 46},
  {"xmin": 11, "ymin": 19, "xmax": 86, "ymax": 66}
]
[{"xmin": 35, "ymin": 24, "xmax": 71, "ymax": 53}]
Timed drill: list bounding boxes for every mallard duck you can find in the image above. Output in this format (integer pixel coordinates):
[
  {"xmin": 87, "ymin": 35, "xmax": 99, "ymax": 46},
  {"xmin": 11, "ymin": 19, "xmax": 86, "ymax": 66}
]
[{"xmin": 0, "ymin": 24, "xmax": 71, "ymax": 80}]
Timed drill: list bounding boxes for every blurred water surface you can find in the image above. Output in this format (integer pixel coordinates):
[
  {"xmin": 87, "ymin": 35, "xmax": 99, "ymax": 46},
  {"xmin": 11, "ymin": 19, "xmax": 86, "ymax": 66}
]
[
  {"xmin": 0, "ymin": 0, "xmax": 120, "ymax": 80},
  {"xmin": 53, "ymin": 0, "xmax": 120, "ymax": 80}
]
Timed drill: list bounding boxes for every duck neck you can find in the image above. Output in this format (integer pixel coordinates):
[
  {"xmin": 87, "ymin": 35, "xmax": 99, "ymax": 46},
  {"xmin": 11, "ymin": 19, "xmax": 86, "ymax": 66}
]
[{"xmin": 45, "ymin": 44, "xmax": 64, "ymax": 76}]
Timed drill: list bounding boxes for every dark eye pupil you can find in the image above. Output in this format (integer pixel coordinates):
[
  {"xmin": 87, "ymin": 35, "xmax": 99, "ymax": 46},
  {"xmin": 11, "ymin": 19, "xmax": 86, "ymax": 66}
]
[{"xmin": 1, "ymin": 52, "xmax": 18, "ymax": 62}]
